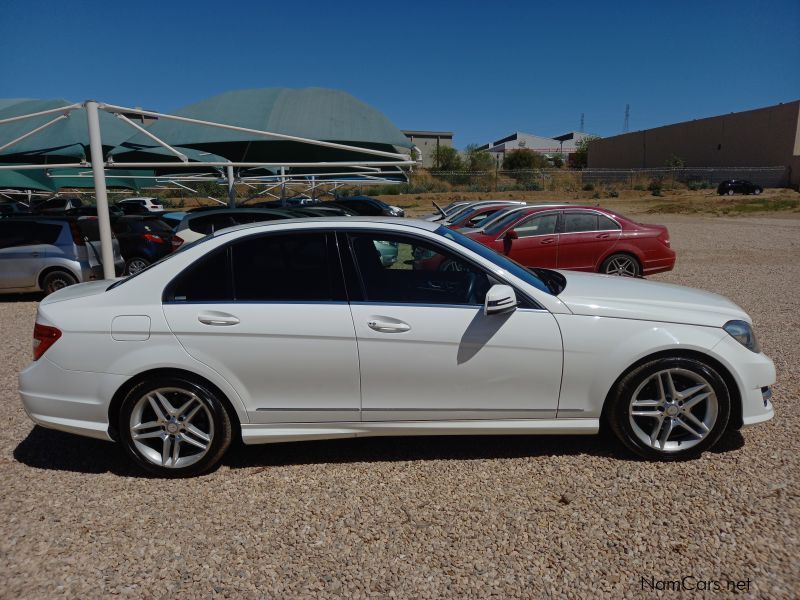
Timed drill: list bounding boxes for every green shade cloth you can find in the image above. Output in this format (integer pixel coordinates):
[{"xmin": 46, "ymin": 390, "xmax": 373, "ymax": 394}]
[
  {"xmin": 0, "ymin": 98, "xmax": 133, "ymax": 162},
  {"xmin": 112, "ymin": 88, "xmax": 412, "ymax": 167},
  {"xmin": 0, "ymin": 168, "xmax": 55, "ymax": 191}
]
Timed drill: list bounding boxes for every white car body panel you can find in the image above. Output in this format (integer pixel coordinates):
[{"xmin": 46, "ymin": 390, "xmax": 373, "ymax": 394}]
[{"xmin": 17, "ymin": 217, "xmax": 775, "ymax": 450}]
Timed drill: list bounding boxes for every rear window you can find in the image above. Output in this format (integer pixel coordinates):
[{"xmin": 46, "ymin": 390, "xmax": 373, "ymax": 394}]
[
  {"xmin": 133, "ymin": 219, "xmax": 173, "ymax": 234},
  {"xmin": 76, "ymin": 219, "xmax": 101, "ymax": 241},
  {"xmin": 188, "ymin": 214, "xmax": 237, "ymax": 235}
]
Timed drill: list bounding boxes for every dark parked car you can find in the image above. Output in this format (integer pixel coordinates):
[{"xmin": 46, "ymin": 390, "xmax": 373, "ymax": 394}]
[
  {"xmin": 0, "ymin": 201, "xmax": 31, "ymax": 217},
  {"xmin": 326, "ymin": 195, "xmax": 404, "ymax": 217},
  {"xmin": 31, "ymin": 196, "xmax": 84, "ymax": 214},
  {"xmin": 717, "ymin": 180, "xmax": 763, "ymax": 196},
  {"xmin": 111, "ymin": 216, "xmax": 176, "ymax": 274}
]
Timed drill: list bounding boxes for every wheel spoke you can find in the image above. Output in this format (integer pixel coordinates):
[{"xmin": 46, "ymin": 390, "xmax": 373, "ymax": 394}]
[
  {"xmin": 676, "ymin": 382, "xmax": 706, "ymax": 401},
  {"xmin": 180, "ymin": 431, "xmax": 208, "ymax": 450},
  {"xmin": 162, "ymin": 436, "xmax": 172, "ymax": 466},
  {"xmin": 682, "ymin": 410, "xmax": 710, "ymax": 433},
  {"xmin": 655, "ymin": 375, "xmax": 667, "ymax": 403},
  {"xmin": 183, "ymin": 403, "xmax": 203, "ymax": 423},
  {"xmin": 154, "ymin": 391, "xmax": 177, "ymax": 416},
  {"xmin": 132, "ymin": 420, "xmax": 160, "ymax": 432},
  {"xmin": 682, "ymin": 392, "xmax": 710, "ymax": 411},
  {"xmin": 675, "ymin": 418, "xmax": 704, "ymax": 439},
  {"xmin": 649, "ymin": 415, "xmax": 665, "ymax": 446},
  {"xmin": 632, "ymin": 399, "xmax": 660, "ymax": 408},
  {"xmin": 663, "ymin": 371, "xmax": 678, "ymax": 400},
  {"xmin": 147, "ymin": 395, "xmax": 166, "ymax": 421},
  {"xmin": 184, "ymin": 423, "xmax": 211, "ymax": 444},
  {"xmin": 133, "ymin": 430, "xmax": 163, "ymax": 440},
  {"xmin": 171, "ymin": 438, "xmax": 182, "ymax": 465},
  {"xmin": 175, "ymin": 395, "xmax": 197, "ymax": 419},
  {"xmin": 658, "ymin": 418, "xmax": 674, "ymax": 450},
  {"xmin": 632, "ymin": 410, "xmax": 662, "ymax": 417}
]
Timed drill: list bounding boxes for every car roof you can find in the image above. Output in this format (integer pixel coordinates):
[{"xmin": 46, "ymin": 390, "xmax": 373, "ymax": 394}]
[{"xmin": 212, "ymin": 216, "xmax": 441, "ymax": 238}]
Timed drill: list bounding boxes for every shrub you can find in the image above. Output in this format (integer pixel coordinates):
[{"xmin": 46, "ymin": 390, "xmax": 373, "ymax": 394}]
[
  {"xmin": 648, "ymin": 177, "xmax": 663, "ymax": 196},
  {"xmin": 582, "ymin": 182, "xmax": 595, "ymax": 191},
  {"xmin": 633, "ymin": 184, "xmax": 645, "ymax": 191},
  {"xmin": 502, "ymin": 148, "xmax": 549, "ymax": 170},
  {"xmin": 608, "ymin": 190, "xmax": 619, "ymax": 198}
]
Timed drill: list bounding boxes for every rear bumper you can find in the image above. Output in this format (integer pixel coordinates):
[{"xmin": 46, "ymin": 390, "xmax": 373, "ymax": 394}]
[
  {"xmin": 18, "ymin": 357, "xmax": 127, "ymax": 441},
  {"xmin": 642, "ymin": 252, "xmax": 677, "ymax": 275}
]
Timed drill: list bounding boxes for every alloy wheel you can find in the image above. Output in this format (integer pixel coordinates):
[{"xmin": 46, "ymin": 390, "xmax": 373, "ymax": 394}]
[
  {"xmin": 127, "ymin": 258, "xmax": 149, "ymax": 275},
  {"xmin": 129, "ymin": 387, "xmax": 214, "ymax": 468},
  {"xmin": 628, "ymin": 368, "xmax": 718, "ymax": 452},
  {"xmin": 605, "ymin": 256, "xmax": 638, "ymax": 277}
]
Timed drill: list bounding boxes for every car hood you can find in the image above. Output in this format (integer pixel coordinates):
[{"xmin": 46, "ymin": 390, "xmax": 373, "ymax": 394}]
[{"xmin": 556, "ymin": 270, "xmax": 748, "ymax": 327}]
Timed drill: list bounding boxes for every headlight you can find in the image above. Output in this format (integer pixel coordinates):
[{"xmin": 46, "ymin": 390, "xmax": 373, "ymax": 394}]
[{"xmin": 723, "ymin": 320, "xmax": 760, "ymax": 353}]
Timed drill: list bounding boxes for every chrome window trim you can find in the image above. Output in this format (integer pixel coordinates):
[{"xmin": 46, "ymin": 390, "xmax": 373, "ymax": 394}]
[{"xmin": 561, "ymin": 208, "xmax": 622, "ymax": 234}]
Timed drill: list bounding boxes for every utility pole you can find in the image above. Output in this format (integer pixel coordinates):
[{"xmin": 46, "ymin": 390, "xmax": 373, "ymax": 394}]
[
  {"xmin": 624, "ymin": 104, "xmax": 630, "ymax": 133},
  {"xmin": 580, "ymin": 113, "xmax": 585, "ymax": 132}
]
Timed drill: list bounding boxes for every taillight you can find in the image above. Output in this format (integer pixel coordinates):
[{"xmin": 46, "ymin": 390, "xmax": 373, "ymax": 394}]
[
  {"xmin": 143, "ymin": 233, "xmax": 165, "ymax": 244},
  {"xmin": 33, "ymin": 323, "xmax": 61, "ymax": 361},
  {"xmin": 68, "ymin": 221, "xmax": 86, "ymax": 246},
  {"xmin": 172, "ymin": 235, "xmax": 184, "ymax": 250}
]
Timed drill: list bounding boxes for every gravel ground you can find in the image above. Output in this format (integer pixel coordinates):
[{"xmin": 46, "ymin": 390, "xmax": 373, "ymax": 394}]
[{"xmin": 1, "ymin": 214, "xmax": 798, "ymax": 598}]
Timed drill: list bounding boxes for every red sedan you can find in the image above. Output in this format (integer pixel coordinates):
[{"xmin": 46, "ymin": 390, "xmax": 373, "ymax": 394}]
[{"xmin": 465, "ymin": 205, "xmax": 675, "ymax": 277}]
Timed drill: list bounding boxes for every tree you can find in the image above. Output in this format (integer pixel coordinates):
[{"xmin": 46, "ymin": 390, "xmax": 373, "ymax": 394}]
[
  {"xmin": 502, "ymin": 148, "xmax": 548, "ymax": 170},
  {"xmin": 551, "ymin": 153, "xmax": 565, "ymax": 168},
  {"xmin": 463, "ymin": 144, "xmax": 495, "ymax": 172},
  {"xmin": 431, "ymin": 145, "xmax": 463, "ymax": 171},
  {"xmin": 570, "ymin": 135, "xmax": 600, "ymax": 168},
  {"xmin": 665, "ymin": 154, "xmax": 685, "ymax": 168}
]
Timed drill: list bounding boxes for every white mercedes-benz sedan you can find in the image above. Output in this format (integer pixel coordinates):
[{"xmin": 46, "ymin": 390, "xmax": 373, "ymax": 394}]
[{"xmin": 19, "ymin": 217, "xmax": 775, "ymax": 477}]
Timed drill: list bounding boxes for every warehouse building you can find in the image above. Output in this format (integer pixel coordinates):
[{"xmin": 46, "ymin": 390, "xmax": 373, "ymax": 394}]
[
  {"xmin": 402, "ymin": 130, "xmax": 454, "ymax": 169},
  {"xmin": 479, "ymin": 131, "xmax": 595, "ymax": 164},
  {"xmin": 588, "ymin": 100, "xmax": 800, "ymax": 187}
]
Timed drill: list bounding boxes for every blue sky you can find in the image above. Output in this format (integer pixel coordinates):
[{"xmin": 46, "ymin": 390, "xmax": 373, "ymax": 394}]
[{"xmin": 1, "ymin": 0, "xmax": 798, "ymax": 148}]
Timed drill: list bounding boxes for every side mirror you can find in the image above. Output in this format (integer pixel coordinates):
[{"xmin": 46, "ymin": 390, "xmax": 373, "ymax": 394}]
[
  {"xmin": 505, "ymin": 229, "xmax": 519, "ymax": 241},
  {"xmin": 484, "ymin": 284, "xmax": 518, "ymax": 316}
]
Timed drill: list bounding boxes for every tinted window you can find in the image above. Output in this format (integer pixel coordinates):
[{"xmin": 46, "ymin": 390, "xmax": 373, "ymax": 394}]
[
  {"xmin": 563, "ymin": 212, "xmax": 598, "ymax": 233},
  {"xmin": 340, "ymin": 200, "xmax": 383, "ymax": 216},
  {"xmin": 169, "ymin": 248, "xmax": 233, "ymax": 302},
  {"xmin": 515, "ymin": 213, "xmax": 558, "ymax": 237},
  {"xmin": 483, "ymin": 210, "xmax": 529, "ymax": 236},
  {"xmin": 188, "ymin": 214, "xmax": 237, "ymax": 235},
  {"xmin": 597, "ymin": 214, "xmax": 620, "ymax": 230},
  {"xmin": 132, "ymin": 218, "xmax": 172, "ymax": 234},
  {"xmin": 350, "ymin": 233, "xmax": 492, "ymax": 305},
  {"xmin": 33, "ymin": 222, "xmax": 63, "ymax": 244},
  {"xmin": 76, "ymin": 219, "xmax": 102, "ymax": 241},
  {"xmin": 232, "ymin": 233, "xmax": 333, "ymax": 301},
  {"xmin": 0, "ymin": 221, "xmax": 63, "ymax": 248}
]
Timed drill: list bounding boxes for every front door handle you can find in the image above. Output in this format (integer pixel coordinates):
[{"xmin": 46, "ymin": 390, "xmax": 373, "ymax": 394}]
[
  {"xmin": 368, "ymin": 319, "xmax": 411, "ymax": 333},
  {"xmin": 540, "ymin": 238, "xmax": 556, "ymax": 245},
  {"xmin": 596, "ymin": 233, "xmax": 610, "ymax": 239},
  {"xmin": 198, "ymin": 312, "xmax": 240, "ymax": 326}
]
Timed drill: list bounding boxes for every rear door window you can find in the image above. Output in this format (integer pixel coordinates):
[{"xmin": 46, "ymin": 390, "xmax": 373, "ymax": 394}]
[{"xmin": 563, "ymin": 212, "xmax": 599, "ymax": 233}]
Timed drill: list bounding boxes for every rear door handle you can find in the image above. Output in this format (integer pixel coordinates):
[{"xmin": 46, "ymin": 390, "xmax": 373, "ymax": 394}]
[
  {"xmin": 368, "ymin": 319, "xmax": 411, "ymax": 333},
  {"xmin": 198, "ymin": 312, "xmax": 240, "ymax": 326},
  {"xmin": 540, "ymin": 238, "xmax": 556, "ymax": 245},
  {"xmin": 596, "ymin": 233, "xmax": 610, "ymax": 239}
]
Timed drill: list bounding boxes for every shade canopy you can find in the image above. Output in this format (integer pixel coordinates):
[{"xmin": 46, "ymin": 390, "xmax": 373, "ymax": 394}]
[
  {"xmin": 0, "ymin": 98, "xmax": 132, "ymax": 162},
  {"xmin": 112, "ymin": 87, "xmax": 412, "ymax": 167}
]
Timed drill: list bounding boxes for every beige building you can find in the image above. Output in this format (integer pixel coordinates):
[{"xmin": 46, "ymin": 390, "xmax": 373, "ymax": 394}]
[
  {"xmin": 588, "ymin": 100, "xmax": 800, "ymax": 187},
  {"xmin": 402, "ymin": 130, "xmax": 453, "ymax": 169}
]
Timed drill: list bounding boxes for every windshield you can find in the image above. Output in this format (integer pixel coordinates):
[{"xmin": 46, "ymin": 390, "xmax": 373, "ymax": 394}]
[{"xmin": 435, "ymin": 226, "xmax": 551, "ymax": 294}]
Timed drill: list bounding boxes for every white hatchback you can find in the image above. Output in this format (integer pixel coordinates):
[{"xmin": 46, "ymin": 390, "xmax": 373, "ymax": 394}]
[{"xmin": 18, "ymin": 218, "xmax": 775, "ymax": 476}]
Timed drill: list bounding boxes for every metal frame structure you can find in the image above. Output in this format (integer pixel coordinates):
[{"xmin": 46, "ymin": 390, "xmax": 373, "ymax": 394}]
[{"xmin": 0, "ymin": 100, "xmax": 419, "ymax": 278}]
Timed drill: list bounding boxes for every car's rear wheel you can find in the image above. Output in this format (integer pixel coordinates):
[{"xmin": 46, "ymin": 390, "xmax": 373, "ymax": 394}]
[
  {"xmin": 607, "ymin": 357, "xmax": 730, "ymax": 460},
  {"xmin": 125, "ymin": 257, "xmax": 150, "ymax": 275},
  {"xmin": 41, "ymin": 270, "xmax": 78, "ymax": 295},
  {"xmin": 601, "ymin": 253, "xmax": 640, "ymax": 277},
  {"xmin": 753, "ymin": 188, "xmax": 762, "ymax": 195},
  {"xmin": 119, "ymin": 376, "xmax": 233, "ymax": 477},
  {"xmin": 727, "ymin": 189, "xmax": 735, "ymax": 196}
]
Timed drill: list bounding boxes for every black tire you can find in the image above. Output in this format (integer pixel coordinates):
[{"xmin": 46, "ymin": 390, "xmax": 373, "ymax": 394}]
[
  {"xmin": 600, "ymin": 253, "xmax": 641, "ymax": 277},
  {"xmin": 41, "ymin": 270, "xmax": 78, "ymax": 295},
  {"xmin": 753, "ymin": 188, "xmax": 762, "ymax": 195},
  {"xmin": 125, "ymin": 256, "xmax": 150, "ymax": 275},
  {"xmin": 606, "ymin": 357, "xmax": 730, "ymax": 460},
  {"xmin": 727, "ymin": 189, "xmax": 735, "ymax": 196},
  {"xmin": 118, "ymin": 375, "xmax": 233, "ymax": 477}
]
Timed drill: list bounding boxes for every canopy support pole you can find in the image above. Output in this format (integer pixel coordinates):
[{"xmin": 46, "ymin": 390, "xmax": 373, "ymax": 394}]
[
  {"xmin": 226, "ymin": 164, "xmax": 236, "ymax": 208},
  {"xmin": 85, "ymin": 101, "xmax": 115, "ymax": 280}
]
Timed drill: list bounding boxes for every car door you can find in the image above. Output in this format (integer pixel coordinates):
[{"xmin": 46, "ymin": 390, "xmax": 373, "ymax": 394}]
[
  {"xmin": 344, "ymin": 230, "xmax": 563, "ymax": 421},
  {"xmin": 163, "ymin": 231, "xmax": 361, "ymax": 423},
  {"xmin": 557, "ymin": 211, "xmax": 621, "ymax": 271},
  {"xmin": 501, "ymin": 211, "xmax": 560, "ymax": 268},
  {"xmin": 0, "ymin": 221, "xmax": 48, "ymax": 289}
]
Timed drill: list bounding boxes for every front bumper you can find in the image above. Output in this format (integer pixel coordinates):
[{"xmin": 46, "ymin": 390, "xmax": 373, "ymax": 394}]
[
  {"xmin": 711, "ymin": 334, "xmax": 776, "ymax": 427},
  {"xmin": 18, "ymin": 357, "xmax": 127, "ymax": 441}
]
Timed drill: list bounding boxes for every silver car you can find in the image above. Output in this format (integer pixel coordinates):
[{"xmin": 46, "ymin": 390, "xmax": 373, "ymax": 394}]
[{"xmin": 0, "ymin": 217, "xmax": 124, "ymax": 295}]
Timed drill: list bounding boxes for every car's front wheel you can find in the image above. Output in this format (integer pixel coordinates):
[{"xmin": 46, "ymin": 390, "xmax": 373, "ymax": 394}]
[
  {"xmin": 727, "ymin": 189, "xmax": 735, "ymax": 196},
  {"xmin": 607, "ymin": 357, "xmax": 730, "ymax": 460},
  {"xmin": 119, "ymin": 376, "xmax": 233, "ymax": 477},
  {"xmin": 753, "ymin": 188, "xmax": 762, "ymax": 195}
]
